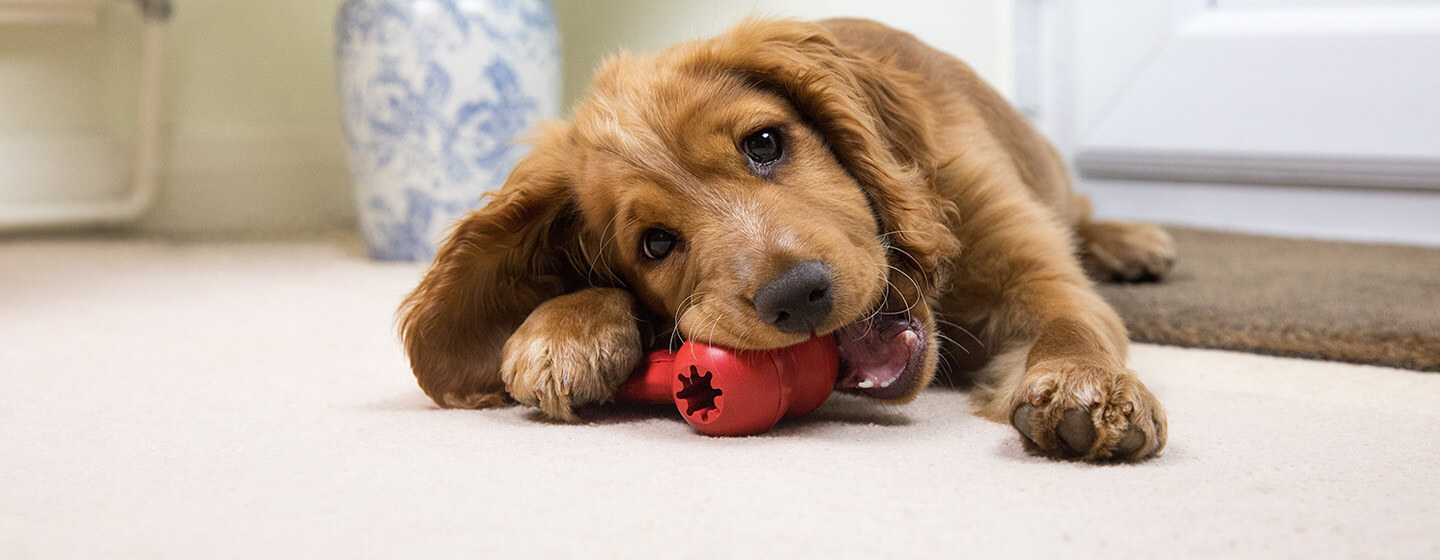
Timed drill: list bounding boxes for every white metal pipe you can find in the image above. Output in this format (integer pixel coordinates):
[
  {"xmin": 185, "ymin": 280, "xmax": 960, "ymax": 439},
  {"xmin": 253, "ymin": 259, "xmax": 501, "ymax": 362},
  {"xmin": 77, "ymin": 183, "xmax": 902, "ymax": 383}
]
[{"xmin": 0, "ymin": 0, "xmax": 170, "ymax": 231}]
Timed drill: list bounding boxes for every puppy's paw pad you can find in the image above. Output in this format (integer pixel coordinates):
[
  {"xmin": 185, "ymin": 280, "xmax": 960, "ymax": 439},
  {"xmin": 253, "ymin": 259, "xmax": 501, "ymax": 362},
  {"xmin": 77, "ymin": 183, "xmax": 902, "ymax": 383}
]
[
  {"xmin": 1056, "ymin": 407, "xmax": 1096, "ymax": 454},
  {"xmin": 1114, "ymin": 424, "xmax": 1147, "ymax": 457}
]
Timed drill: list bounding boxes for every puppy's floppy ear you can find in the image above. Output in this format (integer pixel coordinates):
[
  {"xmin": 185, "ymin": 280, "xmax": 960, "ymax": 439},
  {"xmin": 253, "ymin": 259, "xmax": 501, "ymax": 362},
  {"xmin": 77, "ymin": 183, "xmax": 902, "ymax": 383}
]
[
  {"xmin": 397, "ymin": 129, "xmax": 579, "ymax": 408},
  {"xmin": 696, "ymin": 19, "xmax": 959, "ymax": 289}
]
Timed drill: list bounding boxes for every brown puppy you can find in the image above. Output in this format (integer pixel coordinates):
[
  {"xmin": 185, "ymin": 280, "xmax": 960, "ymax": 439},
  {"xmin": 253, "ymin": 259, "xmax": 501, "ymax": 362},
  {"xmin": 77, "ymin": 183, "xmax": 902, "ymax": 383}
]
[{"xmin": 398, "ymin": 18, "xmax": 1175, "ymax": 461}]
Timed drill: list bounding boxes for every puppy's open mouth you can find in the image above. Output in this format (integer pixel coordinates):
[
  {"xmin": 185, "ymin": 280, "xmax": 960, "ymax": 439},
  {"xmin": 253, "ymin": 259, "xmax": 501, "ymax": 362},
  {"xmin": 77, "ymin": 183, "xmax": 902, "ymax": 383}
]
[{"xmin": 832, "ymin": 315, "xmax": 926, "ymax": 400}]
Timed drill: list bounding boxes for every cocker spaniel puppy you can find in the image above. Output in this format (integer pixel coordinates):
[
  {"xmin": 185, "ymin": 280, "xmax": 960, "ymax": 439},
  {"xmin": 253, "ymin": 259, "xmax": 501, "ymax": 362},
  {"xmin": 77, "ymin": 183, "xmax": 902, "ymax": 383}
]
[{"xmin": 399, "ymin": 18, "xmax": 1174, "ymax": 461}]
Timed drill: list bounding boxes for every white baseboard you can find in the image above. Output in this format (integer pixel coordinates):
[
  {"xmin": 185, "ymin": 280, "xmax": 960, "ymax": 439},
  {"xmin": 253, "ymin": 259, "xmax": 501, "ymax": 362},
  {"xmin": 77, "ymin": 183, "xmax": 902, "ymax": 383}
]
[
  {"xmin": 1080, "ymin": 178, "xmax": 1440, "ymax": 247},
  {"xmin": 1076, "ymin": 148, "xmax": 1440, "ymax": 191}
]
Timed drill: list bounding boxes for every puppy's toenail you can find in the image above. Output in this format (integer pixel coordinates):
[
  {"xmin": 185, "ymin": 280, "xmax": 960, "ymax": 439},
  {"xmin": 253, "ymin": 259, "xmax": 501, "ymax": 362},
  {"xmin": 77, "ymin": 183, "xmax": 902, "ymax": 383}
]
[{"xmin": 1058, "ymin": 408, "xmax": 1096, "ymax": 454}]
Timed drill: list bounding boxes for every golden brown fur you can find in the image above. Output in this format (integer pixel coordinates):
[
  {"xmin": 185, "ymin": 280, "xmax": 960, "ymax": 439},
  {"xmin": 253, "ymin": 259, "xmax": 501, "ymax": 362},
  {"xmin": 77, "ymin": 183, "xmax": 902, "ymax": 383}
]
[{"xmin": 399, "ymin": 18, "xmax": 1175, "ymax": 460}]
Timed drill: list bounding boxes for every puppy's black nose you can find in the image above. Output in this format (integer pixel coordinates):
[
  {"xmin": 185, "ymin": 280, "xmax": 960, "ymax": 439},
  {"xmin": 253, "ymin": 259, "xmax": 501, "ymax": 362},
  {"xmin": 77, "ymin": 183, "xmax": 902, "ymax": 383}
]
[{"xmin": 754, "ymin": 259, "xmax": 834, "ymax": 334}]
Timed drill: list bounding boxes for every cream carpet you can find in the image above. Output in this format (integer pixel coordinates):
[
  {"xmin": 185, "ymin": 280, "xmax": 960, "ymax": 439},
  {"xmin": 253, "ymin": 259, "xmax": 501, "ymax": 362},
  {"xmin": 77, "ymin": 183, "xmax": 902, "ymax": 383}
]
[{"xmin": 3, "ymin": 236, "xmax": 1438, "ymax": 559}]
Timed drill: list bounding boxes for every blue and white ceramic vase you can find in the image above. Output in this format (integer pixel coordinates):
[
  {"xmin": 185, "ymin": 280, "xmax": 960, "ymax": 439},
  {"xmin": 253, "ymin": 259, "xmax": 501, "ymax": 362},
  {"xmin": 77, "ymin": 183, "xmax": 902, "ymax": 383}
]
[{"xmin": 336, "ymin": 0, "xmax": 560, "ymax": 261}]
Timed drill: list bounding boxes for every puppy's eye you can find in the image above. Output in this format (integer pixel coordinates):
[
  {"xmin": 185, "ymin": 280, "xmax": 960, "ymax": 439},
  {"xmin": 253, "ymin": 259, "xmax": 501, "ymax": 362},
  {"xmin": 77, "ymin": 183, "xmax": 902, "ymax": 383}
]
[
  {"xmin": 740, "ymin": 128, "xmax": 783, "ymax": 165},
  {"xmin": 641, "ymin": 228, "xmax": 679, "ymax": 260}
]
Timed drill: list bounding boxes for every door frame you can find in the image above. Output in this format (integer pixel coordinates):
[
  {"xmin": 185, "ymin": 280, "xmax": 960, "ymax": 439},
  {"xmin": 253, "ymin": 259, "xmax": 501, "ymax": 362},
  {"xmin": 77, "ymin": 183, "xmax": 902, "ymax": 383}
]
[{"xmin": 1012, "ymin": 0, "xmax": 1440, "ymax": 246}]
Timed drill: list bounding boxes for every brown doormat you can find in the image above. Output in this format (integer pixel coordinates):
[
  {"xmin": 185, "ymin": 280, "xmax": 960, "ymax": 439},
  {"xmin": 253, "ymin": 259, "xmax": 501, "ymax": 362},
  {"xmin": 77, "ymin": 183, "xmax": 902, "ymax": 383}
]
[{"xmin": 1096, "ymin": 227, "xmax": 1440, "ymax": 372}]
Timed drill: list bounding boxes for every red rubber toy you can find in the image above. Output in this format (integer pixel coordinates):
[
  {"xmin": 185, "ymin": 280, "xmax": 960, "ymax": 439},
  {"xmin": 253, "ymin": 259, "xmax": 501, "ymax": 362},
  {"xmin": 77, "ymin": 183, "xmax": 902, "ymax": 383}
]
[{"xmin": 614, "ymin": 336, "xmax": 839, "ymax": 436}]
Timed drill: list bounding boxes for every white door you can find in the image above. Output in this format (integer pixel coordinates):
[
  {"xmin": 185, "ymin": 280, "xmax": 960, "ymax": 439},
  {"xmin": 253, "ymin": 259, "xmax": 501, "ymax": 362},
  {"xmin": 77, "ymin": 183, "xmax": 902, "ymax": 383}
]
[{"xmin": 1020, "ymin": 0, "xmax": 1440, "ymax": 245}]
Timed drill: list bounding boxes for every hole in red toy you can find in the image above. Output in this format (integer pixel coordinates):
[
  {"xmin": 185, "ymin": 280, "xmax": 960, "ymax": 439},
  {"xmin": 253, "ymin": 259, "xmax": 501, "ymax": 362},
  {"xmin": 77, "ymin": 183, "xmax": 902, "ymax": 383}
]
[{"xmin": 676, "ymin": 365, "xmax": 723, "ymax": 419}]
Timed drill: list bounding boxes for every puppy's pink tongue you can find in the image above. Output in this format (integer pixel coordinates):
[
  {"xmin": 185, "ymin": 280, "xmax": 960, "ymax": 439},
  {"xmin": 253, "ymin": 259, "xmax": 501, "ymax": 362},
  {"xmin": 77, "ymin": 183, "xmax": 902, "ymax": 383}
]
[{"xmin": 835, "ymin": 322, "xmax": 920, "ymax": 391}]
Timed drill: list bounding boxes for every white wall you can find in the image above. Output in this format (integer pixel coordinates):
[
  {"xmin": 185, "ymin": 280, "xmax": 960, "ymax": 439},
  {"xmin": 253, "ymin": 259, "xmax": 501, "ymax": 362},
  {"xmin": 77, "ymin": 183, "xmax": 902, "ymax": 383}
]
[
  {"xmin": 0, "ymin": 0, "xmax": 1012, "ymax": 235},
  {"xmin": 152, "ymin": 0, "xmax": 354, "ymax": 235},
  {"xmin": 553, "ymin": 0, "xmax": 1015, "ymax": 112}
]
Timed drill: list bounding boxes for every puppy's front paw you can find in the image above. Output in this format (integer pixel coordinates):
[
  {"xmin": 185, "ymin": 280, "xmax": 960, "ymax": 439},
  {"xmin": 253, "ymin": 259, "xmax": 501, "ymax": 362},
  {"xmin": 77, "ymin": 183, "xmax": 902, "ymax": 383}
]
[
  {"xmin": 1010, "ymin": 360, "xmax": 1167, "ymax": 461},
  {"xmin": 500, "ymin": 289, "xmax": 643, "ymax": 422}
]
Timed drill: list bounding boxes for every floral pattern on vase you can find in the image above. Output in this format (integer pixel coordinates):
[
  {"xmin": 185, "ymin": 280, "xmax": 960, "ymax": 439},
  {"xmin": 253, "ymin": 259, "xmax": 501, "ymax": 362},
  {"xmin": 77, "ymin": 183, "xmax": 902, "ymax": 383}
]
[{"xmin": 337, "ymin": 0, "xmax": 560, "ymax": 261}]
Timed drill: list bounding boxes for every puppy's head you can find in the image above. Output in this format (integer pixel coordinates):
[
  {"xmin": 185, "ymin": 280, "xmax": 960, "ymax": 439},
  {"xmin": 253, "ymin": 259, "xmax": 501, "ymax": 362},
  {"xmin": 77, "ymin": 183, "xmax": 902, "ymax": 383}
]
[{"xmin": 453, "ymin": 20, "xmax": 958, "ymax": 402}]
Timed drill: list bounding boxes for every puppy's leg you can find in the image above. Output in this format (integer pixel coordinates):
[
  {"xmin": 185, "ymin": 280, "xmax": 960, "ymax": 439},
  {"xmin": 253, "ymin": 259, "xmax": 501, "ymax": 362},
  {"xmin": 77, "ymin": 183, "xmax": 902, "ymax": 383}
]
[
  {"xmin": 969, "ymin": 282, "xmax": 1167, "ymax": 461},
  {"xmin": 954, "ymin": 204, "xmax": 1167, "ymax": 461},
  {"xmin": 500, "ymin": 287, "xmax": 644, "ymax": 422}
]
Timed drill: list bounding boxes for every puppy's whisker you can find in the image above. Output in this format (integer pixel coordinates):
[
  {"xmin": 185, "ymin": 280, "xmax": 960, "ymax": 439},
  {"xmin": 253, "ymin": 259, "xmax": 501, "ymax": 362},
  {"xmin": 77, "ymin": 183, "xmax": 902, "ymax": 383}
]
[
  {"xmin": 885, "ymin": 264, "xmax": 923, "ymax": 303},
  {"xmin": 678, "ymin": 298, "xmax": 711, "ymax": 332},
  {"xmin": 879, "ymin": 228, "xmax": 932, "ymax": 237},
  {"xmin": 934, "ymin": 317, "xmax": 985, "ymax": 349},
  {"xmin": 668, "ymin": 302, "xmax": 688, "ymax": 351},
  {"xmin": 598, "ymin": 214, "xmax": 622, "ymax": 278},
  {"xmin": 931, "ymin": 330, "xmax": 969, "ymax": 356},
  {"xmin": 590, "ymin": 214, "xmax": 631, "ymax": 285},
  {"xmin": 670, "ymin": 295, "xmax": 710, "ymax": 352},
  {"xmin": 883, "ymin": 265, "xmax": 921, "ymax": 316},
  {"xmin": 857, "ymin": 302, "xmax": 886, "ymax": 339},
  {"xmin": 703, "ymin": 309, "xmax": 725, "ymax": 347},
  {"xmin": 672, "ymin": 292, "xmax": 701, "ymax": 325},
  {"xmin": 685, "ymin": 303, "xmax": 722, "ymax": 348},
  {"xmin": 857, "ymin": 273, "xmax": 892, "ymax": 329},
  {"xmin": 578, "ymin": 214, "xmax": 614, "ymax": 284},
  {"xmin": 934, "ymin": 351, "xmax": 956, "ymax": 386},
  {"xmin": 876, "ymin": 232, "xmax": 932, "ymax": 285},
  {"xmin": 669, "ymin": 296, "xmax": 696, "ymax": 352},
  {"xmin": 854, "ymin": 278, "xmax": 899, "ymax": 340}
]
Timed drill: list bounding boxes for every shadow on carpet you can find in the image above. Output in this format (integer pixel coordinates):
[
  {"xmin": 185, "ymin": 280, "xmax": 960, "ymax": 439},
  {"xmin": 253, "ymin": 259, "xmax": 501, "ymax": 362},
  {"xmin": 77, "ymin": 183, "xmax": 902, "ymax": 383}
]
[{"xmin": 1098, "ymin": 227, "xmax": 1440, "ymax": 372}]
